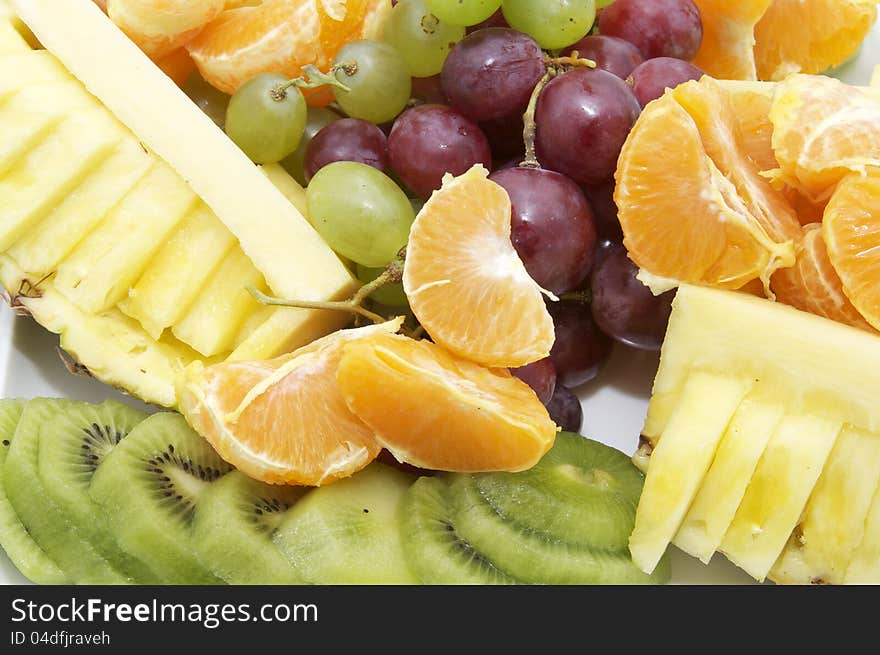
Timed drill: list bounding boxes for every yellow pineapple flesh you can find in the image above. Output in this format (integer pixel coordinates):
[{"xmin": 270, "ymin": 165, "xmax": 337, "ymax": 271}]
[{"xmin": 633, "ymin": 285, "xmax": 880, "ymax": 584}]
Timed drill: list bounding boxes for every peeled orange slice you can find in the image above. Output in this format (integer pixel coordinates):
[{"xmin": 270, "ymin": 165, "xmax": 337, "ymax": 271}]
[
  {"xmin": 769, "ymin": 74, "xmax": 880, "ymax": 201},
  {"xmin": 692, "ymin": 0, "xmax": 772, "ymax": 80},
  {"xmin": 107, "ymin": 0, "xmax": 225, "ymax": 60},
  {"xmin": 177, "ymin": 319, "xmax": 403, "ymax": 486},
  {"xmin": 754, "ymin": 0, "xmax": 878, "ymax": 81},
  {"xmin": 823, "ymin": 169, "xmax": 880, "ymax": 331},
  {"xmin": 402, "ymin": 165, "xmax": 555, "ymax": 368},
  {"xmin": 337, "ymin": 332, "xmax": 557, "ymax": 473},
  {"xmin": 771, "ymin": 223, "xmax": 873, "ymax": 331},
  {"xmin": 615, "ymin": 77, "xmax": 800, "ymax": 293}
]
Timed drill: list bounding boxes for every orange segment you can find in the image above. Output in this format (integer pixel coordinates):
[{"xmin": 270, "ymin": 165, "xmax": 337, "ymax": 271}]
[
  {"xmin": 754, "ymin": 0, "xmax": 879, "ymax": 81},
  {"xmin": 769, "ymin": 74, "xmax": 880, "ymax": 202},
  {"xmin": 772, "ymin": 223, "xmax": 873, "ymax": 330},
  {"xmin": 107, "ymin": 0, "xmax": 226, "ymax": 60},
  {"xmin": 823, "ymin": 169, "xmax": 880, "ymax": 331},
  {"xmin": 718, "ymin": 80, "xmax": 777, "ymax": 171},
  {"xmin": 402, "ymin": 165, "xmax": 555, "ymax": 368},
  {"xmin": 155, "ymin": 47, "xmax": 197, "ymax": 86},
  {"xmin": 177, "ymin": 319, "xmax": 403, "ymax": 486},
  {"xmin": 615, "ymin": 77, "xmax": 799, "ymax": 293},
  {"xmin": 186, "ymin": 0, "xmax": 391, "ymax": 96},
  {"xmin": 337, "ymin": 332, "xmax": 557, "ymax": 473},
  {"xmin": 691, "ymin": 0, "xmax": 772, "ymax": 80}
]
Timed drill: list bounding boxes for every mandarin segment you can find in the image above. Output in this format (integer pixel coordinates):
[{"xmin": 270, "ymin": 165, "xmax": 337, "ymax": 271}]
[
  {"xmin": 402, "ymin": 165, "xmax": 555, "ymax": 368},
  {"xmin": 691, "ymin": 0, "xmax": 772, "ymax": 81},
  {"xmin": 107, "ymin": 0, "xmax": 225, "ymax": 60},
  {"xmin": 177, "ymin": 319, "xmax": 404, "ymax": 486},
  {"xmin": 336, "ymin": 332, "xmax": 557, "ymax": 473}
]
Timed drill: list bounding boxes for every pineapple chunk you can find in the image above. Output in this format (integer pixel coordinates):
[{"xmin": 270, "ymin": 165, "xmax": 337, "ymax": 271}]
[
  {"xmin": 259, "ymin": 163, "xmax": 308, "ymax": 219},
  {"xmin": 845, "ymin": 486, "xmax": 880, "ymax": 583},
  {"xmin": 772, "ymin": 426, "xmax": 880, "ymax": 584},
  {"xmin": 0, "ymin": 18, "xmax": 28, "ymax": 53},
  {"xmin": 6, "ymin": 138, "xmax": 152, "ymax": 277},
  {"xmin": 629, "ymin": 371, "xmax": 750, "ymax": 574},
  {"xmin": 673, "ymin": 397, "xmax": 784, "ymax": 564},
  {"xmin": 0, "ymin": 106, "xmax": 126, "ymax": 251},
  {"xmin": 118, "ymin": 203, "xmax": 236, "ymax": 339},
  {"xmin": 172, "ymin": 249, "xmax": 268, "ymax": 358},
  {"xmin": 53, "ymin": 161, "xmax": 197, "ymax": 314},
  {"xmin": 0, "ymin": 50, "xmax": 68, "ymax": 96},
  {"xmin": 720, "ymin": 413, "xmax": 841, "ymax": 581}
]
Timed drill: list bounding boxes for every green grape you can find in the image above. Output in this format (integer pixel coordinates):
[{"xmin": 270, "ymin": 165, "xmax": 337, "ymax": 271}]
[
  {"xmin": 225, "ymin": 73, "xmax": 307, "ymax": 164},
  {"xmin": 280, "ymin": 106, "xmax": 342, "ymax": 186},
  {"xmin": 596, "ymin": 0, "xmax": 615, "ymax": 7},
  {"xmin": 306, "ymin": 162, "xmax": 415, "ymax": 267},
  {"xmin": 356, "ymin": 264, "xmax": 409, "ymax": 308},
  {"xmin": 501, "ymin": 0, "xmax": 596, "ymax": 50},
  {"xmin": 384, "ymin": 0, "xmax": 465, "ymax": 78},
  {"xmin": 333, "ymin": 40, "xmax": 412, "ymax": 125},
  {"xmin": 424, "ymin": 0, "xmax": 501, "ymax": 26},
  {"xmin": 183, "ymin": 72, "xmax": 230, "ymax": 129}
]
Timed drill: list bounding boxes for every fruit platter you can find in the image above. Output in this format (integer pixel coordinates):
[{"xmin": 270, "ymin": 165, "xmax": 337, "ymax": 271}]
[{"xmin": 1, "ymin": 0, "xmax": 879, "ymax": 586}]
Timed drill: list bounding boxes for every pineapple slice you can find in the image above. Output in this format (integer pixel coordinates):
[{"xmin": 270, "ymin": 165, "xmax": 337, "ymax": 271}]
[
  {"xmin": 719, "ymin": 413, "xmax": 841, "ymax": 582},
  {"xmin": 673, "ymin": 396, "xmax": 784, "ymax": 564},
  {"xmin": 172, "ymin": 249, "xmax": 268, "ymax": 358},
  {"xmin": 0, "ymin": 51, "xmax": 68, "ymax": 96},
  {"xmin": 628, "ymin": 371, "xmax": 750, "ymax": 574},
  {"xmin": 772, "ymin": 426, "xmax": 880, "ymax": 584},
  {"xmin": 118, "ymin": 203, "xmax": 236, "ymax": 339},
  {"xmin": 845, "ymin": 487, "xmax": 880, "ymax": 583},
  {"xmin": 53, "ymin": 161, "xmax": 197, "ymax": 314},
  {"xmin": 0, "ymin": 18, "xmax": 28, "ymax": 53},
  {"xmin": 6, "ymin": 138, "xmax": 152, "ymax": 277}
]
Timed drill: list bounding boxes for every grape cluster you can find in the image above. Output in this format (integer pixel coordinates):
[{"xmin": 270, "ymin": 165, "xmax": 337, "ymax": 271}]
[{"xmin": 185, "ymin": 0, "xmax": 707, "ymax": 427}]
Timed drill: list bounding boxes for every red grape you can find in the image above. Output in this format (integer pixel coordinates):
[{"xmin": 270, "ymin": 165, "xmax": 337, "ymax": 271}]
[
  {"xmin": 511, "ymin": 357, "xmax": 557, "ymax": 405},
  {"xmin": 489, "ymin": 166, "xmax": 597, "ymax": 294},
  {"xmin": 535, "ymin": 67, "xmax": 641, "ymax": 186},
  {"xmin": 547, "ymin": 299, "xmax": 612, "ymax": 387},
  {"xmin": 481, "ymin": 111, "xmax": 525, "ymax": 162},
  {"xmin": 581, "ymin": 180, "xmax": 623, "ymax": 241},
  {"xmin": 545, "ymin": 384, "xmax": 583, "ymax": 433},
  {"xmin": 628, "ymin": 57, "xmax": 704, "ymax": 106},
  {"xmin": 441, "ymin": 28, "xmax": 545, "ymax": 122},
  {"xmin": 598, "ymin": 0, "xmax": 703, "ymax": 61},
  {"xmin": 304, "ymin": 118, "xmax": 388, "ymax": 182},
  {"xmin": 562, "ymin": 35, "xmax": 644, "ymax": 80},
  {"xmin": 590, "ymin": 242, "xmax": 674, "ymax": 351},
  {"xmin": 387, "ymin": 104, "xmax": 492, "ymax": 199},
  {"xmin": 411, "ymin": 74, "xmax": 448, "ymax": 105},
  {"xmin": 466, "ymin": 7, "xmax": 509, "ymax": 33}
]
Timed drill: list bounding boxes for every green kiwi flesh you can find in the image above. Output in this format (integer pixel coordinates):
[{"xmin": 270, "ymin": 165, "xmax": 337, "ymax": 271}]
[
  {"xmin": 4, "ymin": 399, "xmax": 128, "ymax": 583},
  {"xmin": 89, "ymin": 412, "xmax": 231, "ymax": 584},
  {"xmin": 274, "ymin": 463, "xmax": 418, "ymax": 584},
  {"xmin": 192, "ymin": 470, "xmax": 306, "ymax": 584},
  {"xmin": 0, "ymin": 399, "xmax": 68, "ymax": 584},
  {"xmin": 37, "ymin": 398, "xmax": 159, "ymax": 583}
]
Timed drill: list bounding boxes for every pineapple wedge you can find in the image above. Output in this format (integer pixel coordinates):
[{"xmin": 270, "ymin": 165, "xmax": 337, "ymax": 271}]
[{"xmin": 634, "ymin": 285, "xmax": 880, "ymax": 584}]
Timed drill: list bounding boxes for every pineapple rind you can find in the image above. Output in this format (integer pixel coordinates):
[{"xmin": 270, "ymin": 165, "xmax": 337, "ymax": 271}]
[
  {"xmin": 719, "ymin": 413, "xmax": 841, "ymax": 582},
  {"xmin": 673, "ymin": 396, "xmax": 784, "ymax": 564},
  {"xmin": 118, "ymin": 203, "xmax": 237, "ymax": 340},
  {"xmin": 844, "ymin": 485, "xmax": 880, "ymax": 583},
  {"xmin": 771, "ymin": 425, "xmax": 880, "ymax": 584},
  {"xmin": 629, "ymin": 371, "xmax": 751, "ymax": 575}
]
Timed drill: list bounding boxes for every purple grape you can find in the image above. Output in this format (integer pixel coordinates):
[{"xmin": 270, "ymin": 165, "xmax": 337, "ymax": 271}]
[
  {"xmin": 511, "ymin": 357, "xmax": 557, "ymax": 405},
  {"xmin": 562, "ymin": 35, "xmax": 644, "ymax": 80},
  {"xmin": 481, "ymin": 111, "xmax": 524, "ymax": 162},
  {"xmin": 628, "ymin": 57, "xmax": 705, "ymax": 106},
  {"xmin": 304, "ymin": 118, "xmax": 388, "ymax": 182},
  {"xmin": 411, "ymin": 74, "xmax": 448, "ymax": 105},
  {"xmin": 535, "ymin": 67, "xmax": 641, "ymax": 187},
  {"xmin": 581, "ymin": 180, "xmax": 623, "ymax": 241},
  {"xmin": 547, "ymin": 299, "xmax": 612, "ymax": 387},
  {"xmin": 598, "ymin": 0, "xmax": 703, "ymax": 62},
  {"xmin": 545, "ymin": 384, "xmax": 583, "ymax": 433},
  {"xmin": 590, "ymin": 242, "xmax": 675, "ymax": 351},
  {"xmin": 489, "ymin": 166, "xmax": 597, "ymax": 294},
  {"xmin": 441, "ymin": 28, "xmax": 545, "ymax": 122},
  {"xmin": 388, "ymin": 104, "xmax": 492, "ymax": 200}
]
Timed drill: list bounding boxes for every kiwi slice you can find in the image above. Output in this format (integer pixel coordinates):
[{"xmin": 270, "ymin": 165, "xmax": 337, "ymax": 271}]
[
  {"xmin": 192, "ymin": 470, "xmax": 306, "ymax": 584},
  {"xmin": 90, "ymin": 412, "xmax": 231, "ymax": 584},
  {"xmin": 400, "ymin": 476, "xmax": 517, "ymax": 585},
  {"xmin": 0, "ymin": 399, "xmax": 68, "ymax": 584},
  {"xmin": 273, "ymin": 463, "xmax": 418, "ymax": 584},
  {"xmin": 4, "ymin": 399, "xmax": 129, "ymax": 583},
  {"xmin": 36, "ymin": 398, "xmax": 160, "ymax": 583}
]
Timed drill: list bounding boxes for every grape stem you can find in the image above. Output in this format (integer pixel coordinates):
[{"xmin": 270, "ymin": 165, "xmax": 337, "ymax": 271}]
[
  {"xmin": 520, "ymin": 68, "xmax": 555, "ymax": 169},
  {"xmin": 272, "ymin": 64, "xmax": 350, "ymax": 101}
]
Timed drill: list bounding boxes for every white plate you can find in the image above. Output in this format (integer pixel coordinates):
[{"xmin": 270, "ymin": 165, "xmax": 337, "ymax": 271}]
[{"xmin": 1, "ymin": 23, "xmax": 878, "ymax": 586}]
